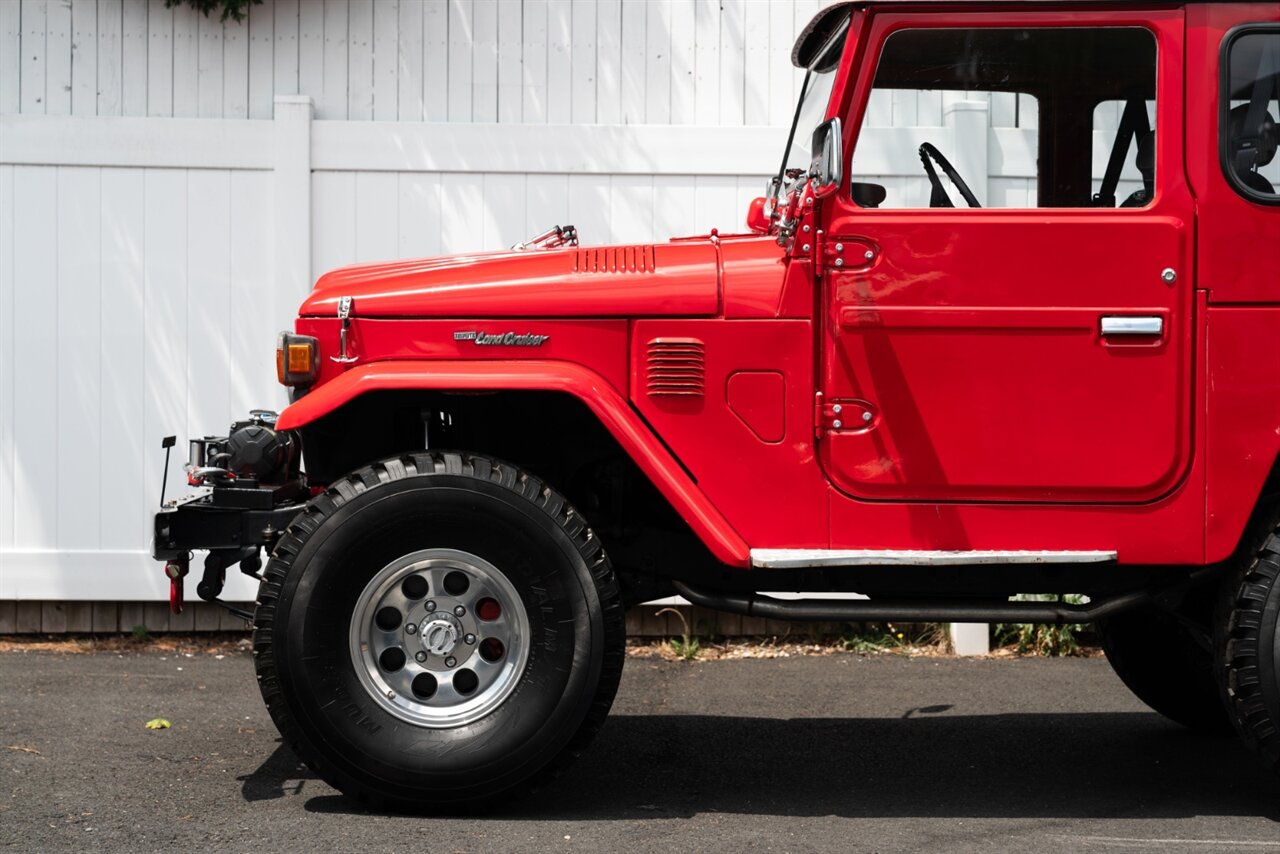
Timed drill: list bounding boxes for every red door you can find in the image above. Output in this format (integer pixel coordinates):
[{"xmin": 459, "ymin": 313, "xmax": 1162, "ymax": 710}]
[{"xmin": 817, "ymin": 11, "xmax": 1193, "ymax": 505}]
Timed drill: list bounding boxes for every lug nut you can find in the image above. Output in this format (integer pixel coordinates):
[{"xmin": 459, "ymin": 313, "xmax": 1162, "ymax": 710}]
[
  {"xmin": 415, "ymin": 651, "xmax": 427, "ymax": 662},
  {"xmin": 464, "ymin": 633, "xmax": 476, "ymax": 645},
  {"xmin": 425, "ymin": 600, "xmax": 436, "ymax": 612},
  {"xmin": 405, "ymin": 623, "xmax": 417, "ymax": 634},
  {"xmin": 454, "ymin": 605, "xmax": 466, "ymax": 617},
  {"xmin": 445, "ymin": 656, "xmax": 457, "ymax": 668}
]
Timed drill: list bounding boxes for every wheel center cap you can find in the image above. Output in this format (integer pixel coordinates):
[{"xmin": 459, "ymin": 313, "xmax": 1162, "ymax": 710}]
[{"xmin": 419, "ymin": 612, "xmax": 462, "ymax": 656}]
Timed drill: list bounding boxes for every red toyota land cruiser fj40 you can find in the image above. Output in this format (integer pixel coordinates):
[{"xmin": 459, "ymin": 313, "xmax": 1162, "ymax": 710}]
[{"xmin": 152, "ymin": 1, "xmax": 1280, "ymax": 809}]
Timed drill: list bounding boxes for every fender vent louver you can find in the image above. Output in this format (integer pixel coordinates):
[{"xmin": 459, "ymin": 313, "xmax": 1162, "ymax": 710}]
[
  {"xmin": 646, "ymin": 338, "xmax": 706, "ymax": 398},
  {"xmin": 574, "ymin": 245, "xmax": 656, "ymax": 273}
]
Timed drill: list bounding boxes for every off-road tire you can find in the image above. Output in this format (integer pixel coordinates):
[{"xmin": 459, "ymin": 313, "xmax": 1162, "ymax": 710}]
[
  {"xmin": 1098, "ymin": 605, "xmax": 1231, "ymax": 732},
  {"xmin": 1215, "ymin": 513, "xmax": 1280, "ymax": 774},
  {"xmin": 251, "ymin": 451, "xmax": 626, "ymax": 810}
]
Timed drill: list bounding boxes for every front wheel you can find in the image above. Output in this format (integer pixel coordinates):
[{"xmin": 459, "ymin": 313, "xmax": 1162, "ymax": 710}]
[{"xmin": 252, "ymin": 452, "xmax": 625, "ymax": 810}]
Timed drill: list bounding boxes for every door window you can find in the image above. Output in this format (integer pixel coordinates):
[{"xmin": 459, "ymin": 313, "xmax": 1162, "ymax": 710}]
[
  {"xmin": 1221, "ymin": 28, "xmax": 1280, "ymax": 204},
  {"xmin": 848, "ymin": 27, "xmax": 1158, "ymax": 209}
]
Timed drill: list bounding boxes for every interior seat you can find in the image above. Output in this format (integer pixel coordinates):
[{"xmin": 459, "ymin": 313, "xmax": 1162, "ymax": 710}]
[{"xmin": 1229, "ymin": 103, "xmax": 1277, "ymax": 194}]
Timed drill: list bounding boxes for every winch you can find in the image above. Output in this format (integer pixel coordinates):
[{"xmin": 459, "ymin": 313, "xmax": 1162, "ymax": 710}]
[{"xmin": 153, "ymin": 411, "xmax": 308, "ymax": 617}]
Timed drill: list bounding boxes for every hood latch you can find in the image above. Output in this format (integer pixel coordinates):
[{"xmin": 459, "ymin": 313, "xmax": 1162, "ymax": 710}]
[{"xmin": 331, "ymin": 296, "xmax": 358, "ymax": 364}]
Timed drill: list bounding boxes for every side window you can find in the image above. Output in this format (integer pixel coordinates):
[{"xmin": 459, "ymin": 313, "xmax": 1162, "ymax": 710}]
[
  {"xmin": 848, "ymin": 27, "xmax": 1157, "ymax": 209},
  {"xmin": 1222, "ymin": 28, "xmax": 1280, "ymax": 203}
]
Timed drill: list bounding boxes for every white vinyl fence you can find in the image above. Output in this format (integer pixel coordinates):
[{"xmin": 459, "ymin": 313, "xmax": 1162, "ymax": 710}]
[{"xmin": 0, "ymin": 0, "xmax": 1144, "ymax": 630}]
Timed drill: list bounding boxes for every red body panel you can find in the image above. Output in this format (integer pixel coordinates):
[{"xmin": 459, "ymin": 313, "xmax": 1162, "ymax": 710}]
[
  {"xmin": 275, "ymin": 360, "xmax": 751, "ymax": 566},
  {"xmin": 630, "ymin": 320, "xmax": 829, "ymax": 549},
  {"xmin": 300, "ymin": 242, "xmax": 720, "ymax": 318},
  {"xmin": 295, "ymin": 317, "xmax": 631, "ymax": 394},
  {"xmin": 720, "ymin": 237, "xmax": 791, "ymax": 319},
  {"xmin": 1205, "ymin": 307, "xmax": 1280, "ymax": 562},
  {"xmin": 819, "ymin": 214, "xmax": 1193, "ymax": 503},
  {"xmin": 276, "ymin": 2, "xmax": 1280, "ymax": 570}
]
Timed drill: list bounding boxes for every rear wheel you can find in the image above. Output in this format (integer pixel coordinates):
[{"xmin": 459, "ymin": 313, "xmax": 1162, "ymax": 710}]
[
  {"xmin": 1098, "ymin": 604, "xmax": 1230, "ymax": 732},
  {"xmin": 1215, "ymin": 511, "xmax": 1280, "ymax": 773},
  {"xmin": 252, "ymin": 451, "xmax": 625, "ymax": 810}
]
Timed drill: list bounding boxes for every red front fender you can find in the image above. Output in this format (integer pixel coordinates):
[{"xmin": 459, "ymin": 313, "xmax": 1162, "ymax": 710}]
[{"xmin": 276, "ymin": 360, "xmax": 750, "ymax": 567}]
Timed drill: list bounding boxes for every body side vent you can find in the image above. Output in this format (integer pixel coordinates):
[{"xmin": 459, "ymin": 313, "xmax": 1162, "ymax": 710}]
[
  {"xmin": 574, "ymin": 245, "xmax": 656, "ymax": 274},
  {"xmin": 646, "ymin": 338, "xmax": 706, "ymax": 398}
]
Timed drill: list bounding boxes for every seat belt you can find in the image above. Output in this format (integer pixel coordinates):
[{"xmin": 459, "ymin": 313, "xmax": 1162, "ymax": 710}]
[{"xmin": 1094, "ymin": 96, "xmax": 1151, "ymax": 208}]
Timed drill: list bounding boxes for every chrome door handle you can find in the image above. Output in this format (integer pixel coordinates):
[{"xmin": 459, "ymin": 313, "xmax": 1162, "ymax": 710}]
[{"xmin": 1100, "ymin": 316, "xmax": 1163, "ymax": 336}]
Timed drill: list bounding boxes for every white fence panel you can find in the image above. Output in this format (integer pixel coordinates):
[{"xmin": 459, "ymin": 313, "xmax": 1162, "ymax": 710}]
[
  {"xmin": 0, "ymin": 165, "xmax": 15, "ymax": 552},
  {"xmin": 4, "ymin": 0, "xmax": 1054, "ymax": 129},
  {"xmin": 0, "ymin": 152, "xmax": 280, "ymax": 602}
]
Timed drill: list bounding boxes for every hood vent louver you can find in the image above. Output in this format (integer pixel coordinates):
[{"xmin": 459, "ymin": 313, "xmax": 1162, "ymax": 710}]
[
  {"xmin": 646, "ymin": 338, "xmax": 706, "ymax": 398},
  {"xmin": 575, "ymin": 245, "xmax": 657, "ymax": 274}
]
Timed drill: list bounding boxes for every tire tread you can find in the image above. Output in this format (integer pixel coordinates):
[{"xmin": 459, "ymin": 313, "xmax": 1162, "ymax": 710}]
[
  {"xmin": 251, "ymin": 451, "xmax": 626, "ymax": 811},
  {"xmin": 1216, "ymin": 516, "xmax": 1280, "ymax": 774}
]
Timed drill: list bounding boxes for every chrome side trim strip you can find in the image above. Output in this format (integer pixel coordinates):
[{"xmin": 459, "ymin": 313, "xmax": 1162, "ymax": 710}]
[{"xmin": 749, "ymin": 549, "xmax": 1118, "ymax": 569}]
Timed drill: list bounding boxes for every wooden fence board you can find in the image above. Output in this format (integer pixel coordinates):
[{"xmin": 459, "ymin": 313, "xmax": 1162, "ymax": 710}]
[
  {"xmin": 92, "ymin": 602, "xmax": 120, "ymax": 632},
  {"xmin": 16, "ymin": 602, "xmax": 41, "ymax": 633}
]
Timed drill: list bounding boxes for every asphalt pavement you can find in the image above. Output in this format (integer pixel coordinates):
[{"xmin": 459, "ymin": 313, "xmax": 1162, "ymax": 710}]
[{"xmin": 2, "ymin": 645, "xmax": 1278, "ymax": 853}]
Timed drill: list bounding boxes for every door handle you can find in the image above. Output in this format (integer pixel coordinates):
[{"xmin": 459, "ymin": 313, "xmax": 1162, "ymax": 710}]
[{"xmin": 1100, "ymin": 316, "xmax": 1164, "ymax": 336}]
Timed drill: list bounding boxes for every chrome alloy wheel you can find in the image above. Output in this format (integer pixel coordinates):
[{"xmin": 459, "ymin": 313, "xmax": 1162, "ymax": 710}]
[{"xmin": 349, "ymin": 548, "xmax": 530, "ymax": 728}]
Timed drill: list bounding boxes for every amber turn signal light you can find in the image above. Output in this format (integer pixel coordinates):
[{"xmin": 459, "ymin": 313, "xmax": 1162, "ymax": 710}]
[{"xmin": 276, "ymin": 332, "xmax": 319, "ymax": 386}]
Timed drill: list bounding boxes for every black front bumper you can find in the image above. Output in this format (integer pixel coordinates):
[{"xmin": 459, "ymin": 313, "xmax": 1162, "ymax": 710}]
[{"xmin": 152, "ymin": 481, "xmax": 309, "ymax": 561}]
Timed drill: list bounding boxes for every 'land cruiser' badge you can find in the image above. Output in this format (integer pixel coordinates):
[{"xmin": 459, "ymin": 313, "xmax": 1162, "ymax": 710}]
[{"xmin": 454, "ymin": 331, "xmax": 550, "ymax": 347}]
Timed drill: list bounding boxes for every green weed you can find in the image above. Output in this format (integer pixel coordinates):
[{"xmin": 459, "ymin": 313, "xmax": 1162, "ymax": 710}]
[
  {"xmin": 656, "ymin": 607, "xmax": 701, "ymax": 661},
  {"xmin": 995, "ymin": 595, "xmax": 1086, "ymax": 656}
]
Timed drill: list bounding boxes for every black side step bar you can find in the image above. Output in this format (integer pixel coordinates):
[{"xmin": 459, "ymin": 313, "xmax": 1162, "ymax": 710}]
[{"xmin": 672, "ymin": 567, "xmax": 1219, "ymax": 625}]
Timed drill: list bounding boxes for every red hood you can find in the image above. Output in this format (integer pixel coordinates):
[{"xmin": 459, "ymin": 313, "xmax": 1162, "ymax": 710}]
[{"xmin": 300, "ymin": 240, "xmax": 722, "ymax": 318}]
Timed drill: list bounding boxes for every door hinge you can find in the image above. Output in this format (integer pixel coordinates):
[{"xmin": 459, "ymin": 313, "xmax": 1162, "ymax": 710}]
[
  {"xmin": 814, "ymin": 235, "xmax": 878, "ymax": 276},
  {"xmin": 816, "ymin": 394, "xmax": 878, "ymax": 436}
]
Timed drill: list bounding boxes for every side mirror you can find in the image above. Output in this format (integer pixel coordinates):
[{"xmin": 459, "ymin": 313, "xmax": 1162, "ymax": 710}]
[
  {"xmin": 809, "ymin": 118, "xmax": 843, "ymax": 199},
  {"xmin": 745, "ymin": 197, "xmax": 771, "ymax": 233}
]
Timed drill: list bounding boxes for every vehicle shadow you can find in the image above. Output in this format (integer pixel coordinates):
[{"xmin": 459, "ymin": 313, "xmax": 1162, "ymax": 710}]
[{"xmin": 255, "ymin": 711, "xmax": 1280, "ymax": 820}]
